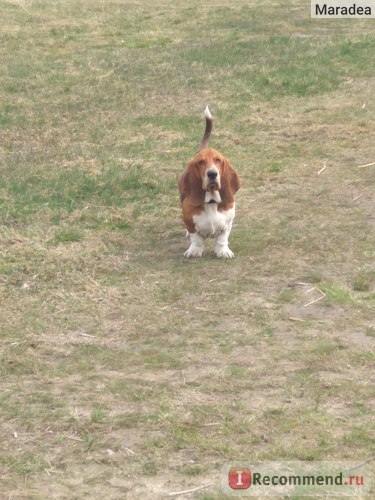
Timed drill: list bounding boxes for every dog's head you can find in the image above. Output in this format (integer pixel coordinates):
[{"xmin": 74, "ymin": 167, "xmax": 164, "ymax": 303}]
[{"xmin": 182, "ymin": 148, "xmax": 239, "ymax": 205}]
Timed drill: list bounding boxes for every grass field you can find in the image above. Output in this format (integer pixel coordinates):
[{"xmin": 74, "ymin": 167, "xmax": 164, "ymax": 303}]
[{"xmin": 1, "ymin": 0, "xmax": 374, "ymax": 498}]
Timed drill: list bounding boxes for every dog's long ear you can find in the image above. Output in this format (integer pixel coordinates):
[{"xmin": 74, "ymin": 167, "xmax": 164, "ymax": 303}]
[
  {"xmin": 178, "ymin": 160, "xmax": 205, "ymax": 206},
  {"xmin": 220, "ymin": 157, "xmax": 240, "ymax": 203}
]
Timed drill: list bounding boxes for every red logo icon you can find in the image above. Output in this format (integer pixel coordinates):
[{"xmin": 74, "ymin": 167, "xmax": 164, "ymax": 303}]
[{"xmin": 229, "ymin": 467, "xmax": 251, "ymax": 489}]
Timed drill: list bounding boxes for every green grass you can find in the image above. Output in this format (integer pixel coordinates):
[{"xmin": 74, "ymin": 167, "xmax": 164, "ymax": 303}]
[{"xmin": 1, "ymin": 1, "xmax": 375, "ymax": 498}]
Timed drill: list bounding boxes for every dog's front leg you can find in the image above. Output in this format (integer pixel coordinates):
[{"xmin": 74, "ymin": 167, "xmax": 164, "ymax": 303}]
[
  {"xmin": 184, "ymin": 232, "xmax": 204, "ymax": 258},
  {"xmin": 214, "ymin": 224, "xmax": 234, "ymax": 259}
]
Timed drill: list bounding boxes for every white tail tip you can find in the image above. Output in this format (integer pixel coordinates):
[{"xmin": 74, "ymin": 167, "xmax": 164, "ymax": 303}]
[{"xmin": 204, "ymin": 105, "xmax": 212, "ymax": 120}]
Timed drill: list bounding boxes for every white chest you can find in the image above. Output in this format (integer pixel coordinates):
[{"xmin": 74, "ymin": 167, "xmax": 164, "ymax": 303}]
[{"xmin": 193, "ymin": 204, "xmax": 235, "ymax": 239}]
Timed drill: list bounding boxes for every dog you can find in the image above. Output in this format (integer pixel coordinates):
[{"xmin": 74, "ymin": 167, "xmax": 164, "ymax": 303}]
[{"xmin": 178, "ymin": 107, "xmax": 240, "ymax": 258}]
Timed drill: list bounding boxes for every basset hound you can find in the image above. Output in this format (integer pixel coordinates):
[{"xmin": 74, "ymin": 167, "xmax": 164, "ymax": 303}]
[{"xmin": 178, "ymin": 107, "xmax": 240, "ymax": 258}]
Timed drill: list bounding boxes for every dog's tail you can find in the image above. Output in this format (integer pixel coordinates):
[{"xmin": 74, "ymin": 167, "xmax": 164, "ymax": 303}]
[{"xmin": 199, "ymin": 106, "xmax": 212, "ymax": 151}]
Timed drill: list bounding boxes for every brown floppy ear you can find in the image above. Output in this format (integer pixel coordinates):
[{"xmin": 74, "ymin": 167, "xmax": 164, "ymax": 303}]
[
  {"xmin": 220, "ymin": 157, "xmax": 240, "ymax": 203},
  {"xmin": 178, "ymin": 160, "xmax": 205, "ymax": 206}
]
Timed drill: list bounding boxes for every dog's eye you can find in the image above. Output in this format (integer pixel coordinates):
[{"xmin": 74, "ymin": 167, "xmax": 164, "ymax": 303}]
[
  {"xmin": 215, "ymin": 158, "xmax": 222, "ymax": 165},
  {"xmin": 198, "ymin": 160, "xmax": 206, "ymax": 167}
]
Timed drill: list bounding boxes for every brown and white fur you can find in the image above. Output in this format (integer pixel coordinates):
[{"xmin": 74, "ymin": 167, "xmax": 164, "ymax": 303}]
[{"xmin": 178, "ymin": 107, "xmax": 240, "ymax": 258}]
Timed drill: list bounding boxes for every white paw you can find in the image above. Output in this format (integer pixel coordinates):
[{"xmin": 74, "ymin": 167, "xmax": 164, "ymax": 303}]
[
  {"xmin": 184, "ymin": 245, "xmax": 203, "ymax": 258},
  {"xmin": 215, "ymin": 246, "xmax": 234, "ymax": 259}
]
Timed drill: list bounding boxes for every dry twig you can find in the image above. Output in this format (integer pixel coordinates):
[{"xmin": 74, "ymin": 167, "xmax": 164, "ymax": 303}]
[
  {"xmin": 168, "ymin": 482, "xmax": 212, "ymax": 497},
  {"xmin": 357, "ymin": 161, "xmax": 375, "ymax": 168},
  {"xmin": 66, "ymin": 435, "xmax": 84, "ymax": 442},
  {"xmin": 76, "ymin": 332, "xmax": 96, "ymax": 338},
  {"xmin": 124, "ymin": 447, "xmax": 136, "ymax": 455},
  {"xmin": 289, "ymin": 317, "xmax": 306, "ymax": 323},
  {"xmin": 318, "ymin": 162, "xmax": 327, "ymax": 176},
  {"xmin": 304, "ymin": 287, "xmax": 326, "ymax": 307}
]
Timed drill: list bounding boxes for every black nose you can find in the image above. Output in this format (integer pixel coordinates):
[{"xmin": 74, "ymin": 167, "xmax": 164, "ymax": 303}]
[{"xmin": 207, "ymin": 170, "xmax": 218, "ymax": 180}]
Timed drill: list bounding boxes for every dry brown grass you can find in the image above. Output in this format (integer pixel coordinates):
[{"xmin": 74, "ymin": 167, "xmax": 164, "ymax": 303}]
[{"xmin": 1, "ymin": 1, "xmax": 374, "ymax": 498}]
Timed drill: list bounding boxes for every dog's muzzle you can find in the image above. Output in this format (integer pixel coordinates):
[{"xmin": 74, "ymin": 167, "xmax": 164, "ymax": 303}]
[
  {"xmin": 205, "ymin": 167, "xmax": 220, "ymax": 190},
  {"xmin": 204, "ymin": 168, "xmax": 222, "ymax": 203},
  {"xmin": 207, "ymin": 168, "xmax": 218, "ymax": 182}
]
